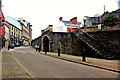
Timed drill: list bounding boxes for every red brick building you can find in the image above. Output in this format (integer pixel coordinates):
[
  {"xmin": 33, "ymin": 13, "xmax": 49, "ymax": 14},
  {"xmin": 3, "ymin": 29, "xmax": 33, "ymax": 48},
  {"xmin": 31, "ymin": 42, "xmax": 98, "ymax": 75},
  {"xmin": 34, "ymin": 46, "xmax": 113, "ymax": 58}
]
[
  {"xmin": 0, "ymin": 10, "xmax": 5, "ymax": 47},
  {"xmin": 0, "ymin": 10, "xmax": 5, "ymax": 37}
]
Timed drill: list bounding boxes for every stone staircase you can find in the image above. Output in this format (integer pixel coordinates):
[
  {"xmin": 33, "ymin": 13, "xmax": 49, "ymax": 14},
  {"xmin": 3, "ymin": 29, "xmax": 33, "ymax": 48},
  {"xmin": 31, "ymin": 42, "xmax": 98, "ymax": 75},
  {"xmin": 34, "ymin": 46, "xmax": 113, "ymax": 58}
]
[{"xmin": 73, "ymin": 29, "xmax": 112, "ymax": 59}]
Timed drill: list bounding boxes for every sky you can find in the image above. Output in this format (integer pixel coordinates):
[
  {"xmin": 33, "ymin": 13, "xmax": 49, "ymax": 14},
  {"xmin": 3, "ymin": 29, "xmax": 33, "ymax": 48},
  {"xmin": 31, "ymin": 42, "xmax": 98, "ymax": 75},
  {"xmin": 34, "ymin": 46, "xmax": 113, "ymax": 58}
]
[{"xmin": 2, "ymin": 0, "xmax": 118, "ymax": 39}]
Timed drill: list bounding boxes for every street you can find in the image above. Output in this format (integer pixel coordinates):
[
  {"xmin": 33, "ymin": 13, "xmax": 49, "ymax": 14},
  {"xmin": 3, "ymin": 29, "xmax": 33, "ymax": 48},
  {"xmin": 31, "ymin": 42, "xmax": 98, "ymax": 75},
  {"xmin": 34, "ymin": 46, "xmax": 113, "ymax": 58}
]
[
  {"xmin": 1, "ymin": 0, "xmax": 120, "ymax": 79},
  {"xmin": 2, "ymin": 47, "xmax": 119, "ymax": 78}
]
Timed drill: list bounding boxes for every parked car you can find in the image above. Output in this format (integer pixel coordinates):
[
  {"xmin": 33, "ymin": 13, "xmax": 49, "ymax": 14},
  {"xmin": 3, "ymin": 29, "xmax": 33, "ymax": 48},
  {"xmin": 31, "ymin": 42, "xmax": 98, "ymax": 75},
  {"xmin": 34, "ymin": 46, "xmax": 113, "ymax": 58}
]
[
  {"xmin": 24, "ymin": 43, "xmax": 29, "ymax": 46},
  {"xmin": 15, "ymin": 42, "xmax": 20, "ymax": 47},
  {"xmin": 14, "ymin": 37, "xmax": 20, "ymax": 47}
]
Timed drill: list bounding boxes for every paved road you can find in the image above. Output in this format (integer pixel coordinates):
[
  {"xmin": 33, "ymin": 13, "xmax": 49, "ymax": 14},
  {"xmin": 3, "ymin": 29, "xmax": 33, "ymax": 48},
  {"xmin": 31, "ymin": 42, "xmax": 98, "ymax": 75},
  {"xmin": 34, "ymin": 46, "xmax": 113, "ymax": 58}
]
[
  {"xmin": 12, "ymin": 47, "xmax": 119, "ymax": 78},
  {"xmin": 2, "ymin": 50, "xmax": 31, "ymax": 78}
]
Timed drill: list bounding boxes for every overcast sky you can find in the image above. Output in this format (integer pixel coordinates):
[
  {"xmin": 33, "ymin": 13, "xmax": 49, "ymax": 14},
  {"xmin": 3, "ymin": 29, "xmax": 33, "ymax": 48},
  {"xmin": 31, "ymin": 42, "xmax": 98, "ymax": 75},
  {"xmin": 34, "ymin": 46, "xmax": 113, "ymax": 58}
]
[{"xmin": 2, "ymin": 0, "xmax": 118, "ymax": 39}]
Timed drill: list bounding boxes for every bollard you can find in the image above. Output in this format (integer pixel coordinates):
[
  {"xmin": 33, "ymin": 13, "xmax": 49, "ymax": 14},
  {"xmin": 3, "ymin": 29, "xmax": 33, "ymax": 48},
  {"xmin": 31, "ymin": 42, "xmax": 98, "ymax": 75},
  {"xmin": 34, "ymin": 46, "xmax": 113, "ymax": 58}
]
[
  {"xmin": 82, "ymin": 54, "xmax": 86, "ymax": 62},
  {"xmin": 82, "ymin": 49, "xmax": 86, "ymax": 62},
  {"xmin": 58, "ymin": 48, "xmax": 60, "ymax": 57},
  {"xmin": 45, "ymin": 51, "xmax": 47, "ymax": 55}
]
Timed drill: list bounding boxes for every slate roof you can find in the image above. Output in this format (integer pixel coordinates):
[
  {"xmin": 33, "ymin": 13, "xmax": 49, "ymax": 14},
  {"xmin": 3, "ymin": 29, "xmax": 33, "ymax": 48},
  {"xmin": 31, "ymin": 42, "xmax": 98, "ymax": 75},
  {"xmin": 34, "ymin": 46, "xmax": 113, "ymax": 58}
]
[
  {"xmin": 62, "ymin": 20, "xmax": 81, "ymax": 26},
  {"xmin": 102, "ymin": 9, "xmax": 120, "ymax": 18},
  {"xmin": 85, "ymin": 16, "xmax": 101, "ymax": 24},
  {"xmin": 5, "ymin": 16, "xmax": 21, "ymax": 30},
  {"xmin": 112, "ymin": 9, "xmax": 120, "ymax": 17}
]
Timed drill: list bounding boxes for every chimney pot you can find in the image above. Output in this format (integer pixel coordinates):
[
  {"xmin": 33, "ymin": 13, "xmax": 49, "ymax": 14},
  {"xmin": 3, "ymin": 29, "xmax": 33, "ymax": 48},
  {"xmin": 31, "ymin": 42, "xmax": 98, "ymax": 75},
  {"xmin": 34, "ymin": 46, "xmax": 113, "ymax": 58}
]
[
  {"xmin": 59, "ymin": 17, "xmax": 62, "ymax": 21},
  {"xmin": 70, "ymin": 17, "xmax": 77, "ymax": 23}
]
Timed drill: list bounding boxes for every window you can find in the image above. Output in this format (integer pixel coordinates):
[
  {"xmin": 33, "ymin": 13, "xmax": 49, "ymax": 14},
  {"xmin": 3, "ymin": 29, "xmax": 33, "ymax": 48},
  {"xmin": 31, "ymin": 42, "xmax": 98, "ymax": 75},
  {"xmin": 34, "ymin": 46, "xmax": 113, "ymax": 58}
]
[
  {"xmin": 14, "ymin": 28, "xmax": 15, "ymax": 32},
  {"xmin": 16, "ymin": 29, "xmax": 17, "ymax": 32},
  {"xmin": 12, "ymin": 26, "xmax": 13, "ymax": 30}
]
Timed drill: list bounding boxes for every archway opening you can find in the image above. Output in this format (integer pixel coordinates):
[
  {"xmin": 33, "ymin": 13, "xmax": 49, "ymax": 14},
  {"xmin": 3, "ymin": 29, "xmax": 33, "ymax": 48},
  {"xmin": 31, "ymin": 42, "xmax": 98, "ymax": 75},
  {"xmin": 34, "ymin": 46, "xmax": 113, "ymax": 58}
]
[{"xmin": 43, "ymin": 36, "xmax": 49, "ymax": 52}]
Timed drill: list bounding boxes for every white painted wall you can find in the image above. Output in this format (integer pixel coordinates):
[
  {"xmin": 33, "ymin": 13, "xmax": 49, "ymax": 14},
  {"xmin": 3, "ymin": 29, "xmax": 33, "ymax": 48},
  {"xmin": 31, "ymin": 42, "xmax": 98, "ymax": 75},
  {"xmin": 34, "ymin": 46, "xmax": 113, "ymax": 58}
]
[{"xmin": 53, "ymin": 21, "xmax": 67, "ymax": 32}]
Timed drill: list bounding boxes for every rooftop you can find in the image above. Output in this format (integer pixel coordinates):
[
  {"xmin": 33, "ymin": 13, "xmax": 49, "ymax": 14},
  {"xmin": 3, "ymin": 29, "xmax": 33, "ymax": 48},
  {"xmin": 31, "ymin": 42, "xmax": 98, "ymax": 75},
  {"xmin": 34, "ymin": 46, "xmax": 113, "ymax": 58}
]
[
  {"xmin": 5, "ymin": 16, "xmax": 21, "ymax": 30},
  {"xmin": 62, "ymin": 20, "xmax": 81, "ymax": 26}
]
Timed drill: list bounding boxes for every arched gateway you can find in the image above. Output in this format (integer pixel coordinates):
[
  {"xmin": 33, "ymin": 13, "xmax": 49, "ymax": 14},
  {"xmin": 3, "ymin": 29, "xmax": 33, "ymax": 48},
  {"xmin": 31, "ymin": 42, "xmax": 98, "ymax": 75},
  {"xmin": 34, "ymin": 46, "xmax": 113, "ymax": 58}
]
[{"xmin": 43, "ymin": 36, "xmax": 49, "ymax": 52}]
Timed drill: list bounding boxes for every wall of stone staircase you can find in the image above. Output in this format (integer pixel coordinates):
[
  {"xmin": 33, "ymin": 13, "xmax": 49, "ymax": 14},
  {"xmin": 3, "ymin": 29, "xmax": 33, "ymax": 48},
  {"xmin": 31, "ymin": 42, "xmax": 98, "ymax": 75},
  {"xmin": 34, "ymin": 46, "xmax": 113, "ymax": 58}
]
[
  {"xmin": 50, "ymin": 30, "xmax": 120, "ymax": 59},
  {"xmin": 88, "ymin": 30, "xmax": 120, "ymax": 59},
  {"xmin": 50, "ymin": 32, "xmax": 96, "ymax": 56},
  {"xmin": 49, "ymin": 32, "xmax": 83, "ymax": 55},
  {"xmin": 32, "ymin": 30, "xmax": 120, "ymax": 59}
]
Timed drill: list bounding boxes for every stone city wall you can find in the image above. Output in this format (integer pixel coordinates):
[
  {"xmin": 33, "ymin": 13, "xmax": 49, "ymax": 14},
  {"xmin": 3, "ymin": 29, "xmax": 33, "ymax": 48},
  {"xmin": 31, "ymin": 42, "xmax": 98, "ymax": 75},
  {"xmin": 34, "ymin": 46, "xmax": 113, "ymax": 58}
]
[{"xmin": 32, "ymin": 30, "xmax": 120, "ymax": 59}]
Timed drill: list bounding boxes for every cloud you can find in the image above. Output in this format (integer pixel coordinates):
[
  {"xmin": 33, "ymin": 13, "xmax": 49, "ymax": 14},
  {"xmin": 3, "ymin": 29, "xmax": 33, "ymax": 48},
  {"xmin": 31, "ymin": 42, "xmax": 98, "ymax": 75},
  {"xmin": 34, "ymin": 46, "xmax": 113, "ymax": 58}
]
[{"xmin": 2, "ymin": 0, "xmax": 118, "ymax": 39}]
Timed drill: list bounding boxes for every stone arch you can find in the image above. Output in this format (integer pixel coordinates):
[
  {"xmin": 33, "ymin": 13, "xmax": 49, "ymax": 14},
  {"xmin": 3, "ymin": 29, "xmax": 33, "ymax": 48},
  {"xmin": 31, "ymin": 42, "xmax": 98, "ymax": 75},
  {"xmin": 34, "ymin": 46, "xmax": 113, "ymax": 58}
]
[{"xmin": 43, "ymin": 36, "xmax": 49, "ymax": 52}]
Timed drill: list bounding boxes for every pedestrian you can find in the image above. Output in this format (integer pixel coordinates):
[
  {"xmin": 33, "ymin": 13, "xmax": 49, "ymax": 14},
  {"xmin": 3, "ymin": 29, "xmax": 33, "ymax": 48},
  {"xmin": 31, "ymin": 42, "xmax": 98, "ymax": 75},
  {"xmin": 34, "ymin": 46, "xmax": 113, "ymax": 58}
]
[
  {"xmin": 35, "ymin": 45, "xmax": 38, "ymax": 52},
  {"xmin": 44, "ymin": 46, "xmax": 47, "ymax": 55},
  {"xmin": 37, "ymin": 45, "xmax": 40, "ymax": 52},
  {"xmin": 8, "ymin": 45, "xmax": 10, "ymax": 50}
]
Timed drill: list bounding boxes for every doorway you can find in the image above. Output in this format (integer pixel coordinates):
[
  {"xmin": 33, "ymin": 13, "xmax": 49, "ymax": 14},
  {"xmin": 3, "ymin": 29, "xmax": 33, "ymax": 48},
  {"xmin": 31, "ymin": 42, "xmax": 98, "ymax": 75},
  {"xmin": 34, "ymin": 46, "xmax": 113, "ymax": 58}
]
[{"xmin": 43, "ymin": 36, "xmax": 49, "ymax": 52}]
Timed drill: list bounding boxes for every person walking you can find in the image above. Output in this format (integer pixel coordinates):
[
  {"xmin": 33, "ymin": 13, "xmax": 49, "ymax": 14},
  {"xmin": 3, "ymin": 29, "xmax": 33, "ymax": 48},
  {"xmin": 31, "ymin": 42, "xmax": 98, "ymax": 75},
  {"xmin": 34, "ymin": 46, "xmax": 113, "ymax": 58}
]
[
  {"xmin": 35, "ymin": 45, "xmax": 38, "ymax": 52},
  {"xmin": 37, "ymin": 45, "xmax": 40, "ymax": 52}
]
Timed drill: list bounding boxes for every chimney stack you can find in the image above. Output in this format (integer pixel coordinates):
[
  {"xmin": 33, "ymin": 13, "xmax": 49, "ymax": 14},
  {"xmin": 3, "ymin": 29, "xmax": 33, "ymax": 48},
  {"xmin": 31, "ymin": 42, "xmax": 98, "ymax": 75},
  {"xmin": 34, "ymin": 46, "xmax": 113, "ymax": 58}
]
[
  {"xmin": 49, "ymin": 25, "xmax": 53, "ymax": 32},
  {"xmin": 41, "ymin": 30, "xmax": 44, "ymax": 34},
  {"xmin": 59, "ymin": 17, "xmax": 62, "ymax": 21},
  {"xmin": 70, "ymin": 17, "xmax": 77, "ymax": 23}
]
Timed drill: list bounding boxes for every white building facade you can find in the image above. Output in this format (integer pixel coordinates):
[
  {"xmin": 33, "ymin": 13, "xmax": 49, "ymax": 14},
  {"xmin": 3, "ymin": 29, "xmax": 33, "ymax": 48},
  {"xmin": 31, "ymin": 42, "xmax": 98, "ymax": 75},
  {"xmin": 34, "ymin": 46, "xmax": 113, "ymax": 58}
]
[{"xmin": 54, "ymin": 17, "xmax": 81, "ymax": 32}]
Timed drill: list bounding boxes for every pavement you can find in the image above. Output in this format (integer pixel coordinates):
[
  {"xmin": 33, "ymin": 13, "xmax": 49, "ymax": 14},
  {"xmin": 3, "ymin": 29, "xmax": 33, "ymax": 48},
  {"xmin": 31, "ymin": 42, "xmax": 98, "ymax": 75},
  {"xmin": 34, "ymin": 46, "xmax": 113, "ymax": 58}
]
[
  {"xmin": 39, "ymin": 50, "xmax": 120, "ymax": 73},
  {"xmin": 2, "ymin": 48, "xmax": 31, "ymax": 78}
]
